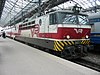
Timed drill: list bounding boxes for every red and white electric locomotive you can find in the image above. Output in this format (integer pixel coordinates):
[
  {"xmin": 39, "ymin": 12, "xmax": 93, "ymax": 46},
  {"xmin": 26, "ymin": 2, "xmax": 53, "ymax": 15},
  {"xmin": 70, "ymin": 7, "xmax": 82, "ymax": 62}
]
[{"xmin": 5, "ymin": 9, "xmax": 91, "ymax": 59}]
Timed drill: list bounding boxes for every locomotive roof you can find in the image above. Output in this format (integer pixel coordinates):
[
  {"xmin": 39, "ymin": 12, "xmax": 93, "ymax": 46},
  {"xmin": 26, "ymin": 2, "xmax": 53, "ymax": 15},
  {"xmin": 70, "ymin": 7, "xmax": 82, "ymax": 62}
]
[
  {"xmin": 88, "ymin": 12, "xmax": 100, "ymax": 19},
  {"xmin": 21, "ymin": 10, "xmax": 88, "ymax": 24},
  {"xmin": 47, "ymin": 10, "xmax": 88, "ymax": 16}
]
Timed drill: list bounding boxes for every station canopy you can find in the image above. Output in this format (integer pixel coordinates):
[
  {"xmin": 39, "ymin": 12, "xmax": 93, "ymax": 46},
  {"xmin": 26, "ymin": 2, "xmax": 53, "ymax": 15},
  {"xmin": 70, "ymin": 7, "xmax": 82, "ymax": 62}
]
[{"xmin": 0, "ymin": 0, "xmax": 100, "ymax": 26}]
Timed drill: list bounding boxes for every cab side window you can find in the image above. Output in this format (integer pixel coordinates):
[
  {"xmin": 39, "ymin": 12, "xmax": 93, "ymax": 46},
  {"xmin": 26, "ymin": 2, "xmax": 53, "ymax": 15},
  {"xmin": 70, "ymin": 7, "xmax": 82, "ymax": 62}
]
[{"xmin": 49, "ymin": 13, "xmax": 57, "ymax": 25}]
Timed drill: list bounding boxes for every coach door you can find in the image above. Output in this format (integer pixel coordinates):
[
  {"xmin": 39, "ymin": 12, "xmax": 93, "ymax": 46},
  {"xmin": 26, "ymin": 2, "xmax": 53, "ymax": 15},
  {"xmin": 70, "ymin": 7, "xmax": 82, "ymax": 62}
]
[
  {"xmin": 39, "ymin": 15, "xmax": 49, "ymax": 37},
  {"xmin": 43, "ymin": 15, "xmax": 49, "ymax": 34},
  {"xmin": 49, "ymin": 13, "xmax": 58, "ymax": 35}
]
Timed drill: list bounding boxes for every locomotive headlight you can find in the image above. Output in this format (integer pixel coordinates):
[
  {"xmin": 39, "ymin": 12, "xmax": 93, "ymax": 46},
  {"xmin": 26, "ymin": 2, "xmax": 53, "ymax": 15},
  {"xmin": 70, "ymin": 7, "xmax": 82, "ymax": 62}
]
[
  {"xmin": 86, "ymin": 35, "xmax": 89, "ymax": 39},
  {"xmin": 66, "ymin": 35, "xmax": 70, "ymax": 39}
]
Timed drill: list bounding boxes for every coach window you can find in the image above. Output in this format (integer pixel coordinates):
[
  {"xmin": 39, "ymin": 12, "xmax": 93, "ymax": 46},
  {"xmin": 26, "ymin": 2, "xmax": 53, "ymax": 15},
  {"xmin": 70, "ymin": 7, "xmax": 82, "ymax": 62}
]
[
  {"xmin": 14, "ymin": 25, "xmax": 16, "ymax": 30},
  {"xmin": 32, "ymin": 21, "xmax": 35, "ymax": 24},
  {"xmin": 49, "ymin": 13, "xmax": 57, "ymax": 25},
  {"xmin": 39, "ymin": 19, "xmax": 42, "ymax": 26},
  {"xmin": 26, "ymin": 23, "xmax": 27, "ymax": 25},
  {"xmin": 28, "ymin": 22, "xmax": 30, "ymax": 25}
]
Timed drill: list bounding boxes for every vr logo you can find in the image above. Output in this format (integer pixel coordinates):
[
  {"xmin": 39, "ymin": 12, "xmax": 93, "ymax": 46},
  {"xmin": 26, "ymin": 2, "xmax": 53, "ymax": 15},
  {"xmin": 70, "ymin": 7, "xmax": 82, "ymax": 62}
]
[{"xmin": 74, "ymin": 28, "xmax": 83, "ymax": 33}]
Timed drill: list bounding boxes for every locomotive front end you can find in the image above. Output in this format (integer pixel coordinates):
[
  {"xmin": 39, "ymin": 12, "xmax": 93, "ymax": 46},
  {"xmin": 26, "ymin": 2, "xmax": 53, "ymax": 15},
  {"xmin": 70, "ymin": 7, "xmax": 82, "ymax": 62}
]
[
  {"xmin": 53, "ymin": 10, "xmax": 92, "ymax": 59},
  {"xmin": 54, "ymin": 39, "xmax": 90, "ymax": 59}
]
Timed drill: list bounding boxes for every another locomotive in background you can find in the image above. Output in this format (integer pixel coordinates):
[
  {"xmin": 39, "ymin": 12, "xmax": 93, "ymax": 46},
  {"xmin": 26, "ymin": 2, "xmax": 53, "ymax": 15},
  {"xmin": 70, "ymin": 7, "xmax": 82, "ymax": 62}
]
[
  {"xmin": 89, "ymin": 12, "xmax": 100, "ymax": 51},
  {"xmin": 4, "ymin": 8, "xmax": 92, "ymax": 59}
]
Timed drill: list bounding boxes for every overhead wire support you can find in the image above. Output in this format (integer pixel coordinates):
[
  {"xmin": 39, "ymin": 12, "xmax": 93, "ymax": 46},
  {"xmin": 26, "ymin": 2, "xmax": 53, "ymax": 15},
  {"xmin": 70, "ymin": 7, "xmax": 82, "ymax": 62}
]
[
  {"xmin": 0, "ymin": 0, "xmax": 6, "ymax": 19},
  {"xmin": 6, "ymin": 0, "xmax": 70, "ymax": 26},
  {"xmin": 38, "ymin": 0, "xmax": 41, "ymax": 16},
  {"xmin": 6, "ymin": 0, "xmax": 23, "ymax": 9},
  {"xmin": 6, "ymin": 0, "xmax": 42, "ymax": 26},
  {"xmin": 5, "ymin": 0, "xmax": 34, "ymax": 26},
  {"xmin": 3, "ymin": 0, "xmax": 19, "ymax": 24},
  {"xmin": 94, "ymin": 0, "xmax": 97, "ymax": 13}
]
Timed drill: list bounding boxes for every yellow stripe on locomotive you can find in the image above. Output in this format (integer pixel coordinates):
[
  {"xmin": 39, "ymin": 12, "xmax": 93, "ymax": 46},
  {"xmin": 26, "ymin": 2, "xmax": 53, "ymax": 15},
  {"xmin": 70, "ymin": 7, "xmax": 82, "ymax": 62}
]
[{"xmin": 54, "ymin": 39, "xmax": 90, "ymax": 52}]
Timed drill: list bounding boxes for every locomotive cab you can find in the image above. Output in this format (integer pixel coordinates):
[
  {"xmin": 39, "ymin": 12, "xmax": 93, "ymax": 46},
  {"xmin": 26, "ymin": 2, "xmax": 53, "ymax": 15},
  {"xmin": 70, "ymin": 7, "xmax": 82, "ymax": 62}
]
[
  {"xmin": 48, "ymin": 10, "xmax": 91, "ymax": 40},
  {"xmin": 47, "ymin": 10, "xmax": 92, "ymax": 58}
]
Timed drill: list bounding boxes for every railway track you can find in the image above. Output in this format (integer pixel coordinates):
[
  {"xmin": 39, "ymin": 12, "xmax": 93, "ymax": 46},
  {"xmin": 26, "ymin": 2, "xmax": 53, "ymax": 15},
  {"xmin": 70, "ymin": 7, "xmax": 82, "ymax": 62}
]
[
  {"xmin": 71, "ymin": 58, "xmax": 100, "ymax": 72},
  {"xmin": 11, "ymin": 37, "xmax": 100, "ymax": 72}
]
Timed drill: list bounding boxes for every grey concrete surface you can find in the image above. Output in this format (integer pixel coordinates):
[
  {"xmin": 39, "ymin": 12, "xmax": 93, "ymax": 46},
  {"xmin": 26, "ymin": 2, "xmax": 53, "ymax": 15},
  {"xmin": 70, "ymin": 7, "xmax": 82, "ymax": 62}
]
[{"xmin": 0, "ymin": 37, "xmax": 99, "ymax": 75}]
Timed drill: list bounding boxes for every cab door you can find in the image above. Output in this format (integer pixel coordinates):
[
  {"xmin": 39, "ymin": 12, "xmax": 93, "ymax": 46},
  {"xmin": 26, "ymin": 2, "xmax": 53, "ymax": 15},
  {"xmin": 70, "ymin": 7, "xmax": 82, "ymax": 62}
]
[
  {"xmin": 48, "ymin": 13, "xmax": 58, "ymax": 37},
  {"xmin": 39, "ymin": 15, "xmax": 49, "ymax": 37}
]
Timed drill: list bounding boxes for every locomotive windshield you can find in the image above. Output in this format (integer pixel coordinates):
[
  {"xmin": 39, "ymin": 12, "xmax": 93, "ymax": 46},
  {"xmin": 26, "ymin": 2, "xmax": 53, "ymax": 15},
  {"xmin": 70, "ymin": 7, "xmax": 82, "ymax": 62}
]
[{"xmin": 49, "ymin": 12, "xmax": 89, "ymax": 25}]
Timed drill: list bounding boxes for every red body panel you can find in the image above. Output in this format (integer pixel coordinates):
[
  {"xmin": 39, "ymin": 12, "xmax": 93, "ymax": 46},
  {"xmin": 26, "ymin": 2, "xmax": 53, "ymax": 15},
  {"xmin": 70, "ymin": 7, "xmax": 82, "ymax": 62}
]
[
  {"xmin": 39, "ymin": 27, "xmax": 91, "ymax": 39},
  {"xmin": 7, "ymin": 26, "xmax": 91, "ymax": 40}
]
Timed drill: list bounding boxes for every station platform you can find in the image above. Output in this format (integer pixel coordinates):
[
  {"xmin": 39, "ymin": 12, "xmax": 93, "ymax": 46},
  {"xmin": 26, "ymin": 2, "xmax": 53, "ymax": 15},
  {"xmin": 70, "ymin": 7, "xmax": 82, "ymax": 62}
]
[{"xmin": 0, "ymin": 37, "xmax": 99, "ymax": 75}]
